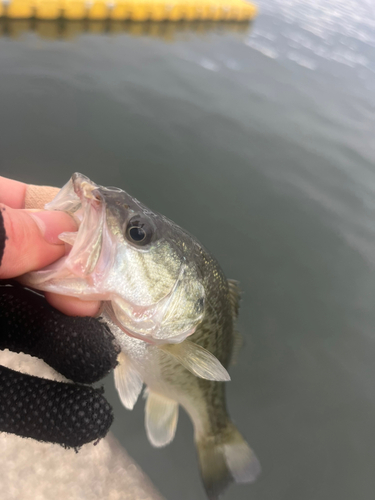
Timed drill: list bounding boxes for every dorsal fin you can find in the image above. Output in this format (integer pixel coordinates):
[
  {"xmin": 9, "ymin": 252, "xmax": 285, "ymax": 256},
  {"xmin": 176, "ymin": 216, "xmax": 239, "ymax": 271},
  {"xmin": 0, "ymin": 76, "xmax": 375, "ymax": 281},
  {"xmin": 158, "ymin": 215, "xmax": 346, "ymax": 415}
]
[{"xmin": 227, "ymin": 279, "xmax": 241, "ymax": 320}]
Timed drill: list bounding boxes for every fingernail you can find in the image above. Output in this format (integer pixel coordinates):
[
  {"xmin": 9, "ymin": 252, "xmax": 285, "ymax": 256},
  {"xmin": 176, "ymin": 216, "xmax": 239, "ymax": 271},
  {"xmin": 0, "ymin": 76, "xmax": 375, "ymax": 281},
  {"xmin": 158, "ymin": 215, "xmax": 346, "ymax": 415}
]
[{"xmin": 29, "ymin": 211, "xmax": 77, "ymax": 244}]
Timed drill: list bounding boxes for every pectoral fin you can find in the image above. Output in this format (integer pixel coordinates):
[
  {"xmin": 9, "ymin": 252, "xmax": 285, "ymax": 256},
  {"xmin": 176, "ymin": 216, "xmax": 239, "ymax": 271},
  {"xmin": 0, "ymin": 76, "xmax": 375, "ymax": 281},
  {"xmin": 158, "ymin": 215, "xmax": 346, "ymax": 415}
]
[
  {"xmin": 160, "ymin": 341, "xmax": 230, "ymax": 382},
  {"xmin": 114, "ymin": 352, "xmax": 143, "ymax": 410},
  {"xmin": 145, "ymin": 389, "xmax": 179, "ymax": 447}
]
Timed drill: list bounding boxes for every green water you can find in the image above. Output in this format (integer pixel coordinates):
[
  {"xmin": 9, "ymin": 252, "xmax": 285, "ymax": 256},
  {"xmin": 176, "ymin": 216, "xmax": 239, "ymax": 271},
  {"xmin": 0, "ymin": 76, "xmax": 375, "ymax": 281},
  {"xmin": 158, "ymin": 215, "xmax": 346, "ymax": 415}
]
[{"xmin": 1, "ymin": 1, "xmax": 375, "ymax": 499}]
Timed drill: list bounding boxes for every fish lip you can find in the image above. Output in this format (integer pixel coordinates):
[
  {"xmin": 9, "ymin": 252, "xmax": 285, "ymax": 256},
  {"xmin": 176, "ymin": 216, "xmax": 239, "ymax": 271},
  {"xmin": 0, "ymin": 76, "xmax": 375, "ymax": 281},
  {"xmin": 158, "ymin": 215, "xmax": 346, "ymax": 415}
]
[
  {"xmin": 91, "ymin": 188, "xmax": 105, "ymax": 203},
  {"xmin": 72, "ymin": 172, "xmax": 91, "ymax": 190},
  {"xmin": 71, "ymin": 174, "xmax": 105, "ymax": 209}
]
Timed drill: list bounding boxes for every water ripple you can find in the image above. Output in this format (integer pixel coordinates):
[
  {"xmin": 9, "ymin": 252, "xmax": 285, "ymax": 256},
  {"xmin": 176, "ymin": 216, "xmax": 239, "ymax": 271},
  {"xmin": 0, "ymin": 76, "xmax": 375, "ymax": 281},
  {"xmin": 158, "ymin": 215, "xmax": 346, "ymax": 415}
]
[{"xmin": 248, "ymin": 0, "xmax": 375, "ymax": 76}]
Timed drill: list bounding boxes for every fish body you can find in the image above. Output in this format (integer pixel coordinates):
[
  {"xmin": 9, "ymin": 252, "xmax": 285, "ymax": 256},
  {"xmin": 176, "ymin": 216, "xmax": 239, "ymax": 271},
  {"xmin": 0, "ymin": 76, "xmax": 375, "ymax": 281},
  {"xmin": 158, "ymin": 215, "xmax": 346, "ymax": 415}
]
[
  {"xmin": 108, "ymin": 276, "xmax": 260, "ymax": 499},
  {"xmin": 22, "ymin": 174, "xmax": 261, "ymax": 499}
]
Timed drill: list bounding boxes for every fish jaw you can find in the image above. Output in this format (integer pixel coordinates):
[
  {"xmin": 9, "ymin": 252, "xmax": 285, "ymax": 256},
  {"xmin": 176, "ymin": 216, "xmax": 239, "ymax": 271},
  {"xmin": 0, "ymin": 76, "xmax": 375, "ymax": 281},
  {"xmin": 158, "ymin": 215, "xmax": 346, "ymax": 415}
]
[
  {"xmin": 40, "ymin": 173, "xmax": 110, "ymax": 280},
  {"xmin": 21, "ymin": 183, "xmax": 117, "ymax": 294},
  {"xmin": 108, "ymin": 262, "xmax": 205, "ymax": 345},
  {"xmin": 103, "ymin": 301, "xmax": 199, "ymax": 346}
]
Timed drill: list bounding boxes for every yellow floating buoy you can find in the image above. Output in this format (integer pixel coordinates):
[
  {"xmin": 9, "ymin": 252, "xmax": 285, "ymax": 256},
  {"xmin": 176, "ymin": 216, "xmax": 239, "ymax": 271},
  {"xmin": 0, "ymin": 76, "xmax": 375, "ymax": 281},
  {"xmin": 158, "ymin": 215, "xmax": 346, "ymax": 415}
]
[
  {"xmin": 63, "ymin": 0, "xmax": 87, "ymax": 20},
  {"xmin": 6, "ymin": 0, "xmax": 35, "ymax": 18},
  {"xmin": 0, "ymin": 0, "xmax": 258, "ymax": 21},
  {"xmin": 1, "ymin": 17, "xmax": 254, "ymax": 40},
  {"xmin": 34, "ymin": 0, "xmax": 61, "ymax": 19}
]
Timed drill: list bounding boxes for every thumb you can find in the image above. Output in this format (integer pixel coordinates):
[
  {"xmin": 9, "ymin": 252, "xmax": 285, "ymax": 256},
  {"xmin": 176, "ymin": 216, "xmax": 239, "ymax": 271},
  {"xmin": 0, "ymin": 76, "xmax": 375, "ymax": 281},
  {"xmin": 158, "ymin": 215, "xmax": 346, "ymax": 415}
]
[{"xmin": 0, "ymin": 205, "xmax": 77, "ymax": 279}]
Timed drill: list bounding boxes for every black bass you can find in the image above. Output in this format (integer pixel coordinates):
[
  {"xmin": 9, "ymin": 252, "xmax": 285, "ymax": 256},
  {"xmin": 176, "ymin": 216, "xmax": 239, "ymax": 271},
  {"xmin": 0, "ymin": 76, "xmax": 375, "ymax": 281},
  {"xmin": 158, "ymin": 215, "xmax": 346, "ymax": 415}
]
[{"xmin": 22, "ymin": 173, "xmax": 261, "ymax": 499}]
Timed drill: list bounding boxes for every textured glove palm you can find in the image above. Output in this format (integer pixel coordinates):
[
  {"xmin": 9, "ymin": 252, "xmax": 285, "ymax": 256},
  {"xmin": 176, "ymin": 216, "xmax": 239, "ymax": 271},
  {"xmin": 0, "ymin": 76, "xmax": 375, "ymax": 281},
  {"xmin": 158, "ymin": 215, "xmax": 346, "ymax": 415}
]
[{"xmin": 0, "ymin": 283, "xmax": 119, "ymax": 448}]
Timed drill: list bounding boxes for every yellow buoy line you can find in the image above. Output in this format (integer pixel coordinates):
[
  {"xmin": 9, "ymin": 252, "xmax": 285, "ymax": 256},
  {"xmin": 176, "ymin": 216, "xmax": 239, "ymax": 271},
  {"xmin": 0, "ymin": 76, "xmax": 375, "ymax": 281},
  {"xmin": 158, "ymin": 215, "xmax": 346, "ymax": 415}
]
[
  {"xmin": 0, "ymin": 18, "xmax": 253, "ymax": 40},
  {"xmin": 0, "ymin": 0, "xmax": 257, "ymax": 21}
]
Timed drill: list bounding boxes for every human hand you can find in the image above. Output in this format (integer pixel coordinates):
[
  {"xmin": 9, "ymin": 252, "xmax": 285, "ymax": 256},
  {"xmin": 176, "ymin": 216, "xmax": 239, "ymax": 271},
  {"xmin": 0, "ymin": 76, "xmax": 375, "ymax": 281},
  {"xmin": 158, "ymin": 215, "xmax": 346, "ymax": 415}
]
[
  {"xmin": 0, "ymin": 176, "xmax": 101, "ymax": 316},
  {"xmin": 0, "ymin": 176, "xmax": 119, "ymax": 448}
]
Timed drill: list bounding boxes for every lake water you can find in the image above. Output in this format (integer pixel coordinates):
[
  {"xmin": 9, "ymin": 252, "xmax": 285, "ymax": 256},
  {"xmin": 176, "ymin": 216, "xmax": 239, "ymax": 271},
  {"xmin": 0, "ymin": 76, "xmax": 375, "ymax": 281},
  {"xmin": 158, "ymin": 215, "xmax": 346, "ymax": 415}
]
[{"xmin": 1, "ymin": 1, "xmax": 375, "ymax": 499}]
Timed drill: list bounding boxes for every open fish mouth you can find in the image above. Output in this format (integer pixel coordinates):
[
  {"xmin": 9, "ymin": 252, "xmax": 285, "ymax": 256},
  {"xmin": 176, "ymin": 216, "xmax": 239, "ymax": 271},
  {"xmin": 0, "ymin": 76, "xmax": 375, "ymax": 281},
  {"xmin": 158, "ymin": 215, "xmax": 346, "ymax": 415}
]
[
  {"xmin": 72, "ymin": 173, "xmax": 98, "ymax": 200},
  {"xmin": 43, "ymin": 173, "xmax": 103, "ymax": 217},
  {"xmin": 21, "ymin": 173, "xmax": 206, "ymax": 346},
  {"xmin": 71, "ymin": 173, "xmax": 111, "ymax": 210}
]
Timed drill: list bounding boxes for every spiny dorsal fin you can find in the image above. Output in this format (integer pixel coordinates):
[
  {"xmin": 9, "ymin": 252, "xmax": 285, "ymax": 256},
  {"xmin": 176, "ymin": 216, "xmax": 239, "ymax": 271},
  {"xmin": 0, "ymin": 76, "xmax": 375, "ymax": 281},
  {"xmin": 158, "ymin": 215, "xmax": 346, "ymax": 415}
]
[
  {"xmin": 144, "ymin": 388, "xmax": 179, "ymax": 448},
  {"xmin": 227, "ymin": 279, "xmax": 241, "ymax": 320},
  {"xmin": 114, "ymin": 352, "xmax": 143, "ymax": 410},
  {"xmin": 159, "ymin": 340, "xmax": 230, "ymax": 382}
]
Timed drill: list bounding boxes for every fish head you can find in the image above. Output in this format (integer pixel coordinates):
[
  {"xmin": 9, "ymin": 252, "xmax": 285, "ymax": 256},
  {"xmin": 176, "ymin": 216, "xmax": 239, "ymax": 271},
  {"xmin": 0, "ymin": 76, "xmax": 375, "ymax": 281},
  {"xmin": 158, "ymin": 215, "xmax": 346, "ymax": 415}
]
[{"xmin": 25, "ymin": 173, "xmax": 206, "ymax": 345}]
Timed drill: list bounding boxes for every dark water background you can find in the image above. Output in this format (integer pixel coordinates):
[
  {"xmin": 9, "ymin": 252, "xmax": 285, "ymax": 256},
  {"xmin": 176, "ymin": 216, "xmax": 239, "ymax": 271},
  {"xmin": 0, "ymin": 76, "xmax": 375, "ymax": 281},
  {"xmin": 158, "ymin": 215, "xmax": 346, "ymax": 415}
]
[{"xmin": 1, "ymin": 1, "xmax": 375, "ymax": 499}]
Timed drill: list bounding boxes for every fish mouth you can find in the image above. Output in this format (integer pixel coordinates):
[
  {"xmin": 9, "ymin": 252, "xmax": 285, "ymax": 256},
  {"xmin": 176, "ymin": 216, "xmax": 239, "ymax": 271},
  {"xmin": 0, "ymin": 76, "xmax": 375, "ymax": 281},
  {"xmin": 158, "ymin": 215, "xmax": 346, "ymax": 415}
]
[
  {"xmin": 72, "ymin": 173, "xmax": 103, "ymax": 206},
  {"xmin": 45, "ymin": 173, "xmax": 206, "ymax": 345},
  {"xmin": 44, "ymin": 173, "xmax": 109, "ymax": 279},
  {"xmin": 71, "ymin": 174, "xmax": 123, "ymax": 215}
]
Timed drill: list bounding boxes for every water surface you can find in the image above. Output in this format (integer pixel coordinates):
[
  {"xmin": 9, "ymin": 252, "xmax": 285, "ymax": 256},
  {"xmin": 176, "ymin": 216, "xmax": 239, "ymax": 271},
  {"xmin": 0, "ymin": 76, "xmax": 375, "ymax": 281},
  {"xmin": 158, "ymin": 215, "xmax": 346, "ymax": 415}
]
[{"xmin": 1, "ymin": 1, "xmax": 375, "ymax": 499}]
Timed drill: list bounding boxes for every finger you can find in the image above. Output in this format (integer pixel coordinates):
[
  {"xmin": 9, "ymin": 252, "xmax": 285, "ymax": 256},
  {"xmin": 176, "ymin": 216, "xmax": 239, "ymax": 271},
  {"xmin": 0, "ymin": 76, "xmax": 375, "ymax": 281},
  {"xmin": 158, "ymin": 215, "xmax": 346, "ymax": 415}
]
[
  {"xmin": 45, "ymin": 292, "xmax": 102, "ymax": 318},
  {"xmin": 0, "ymin": 365, "xmax": 113, "ymax": 448},
  {"xmin": 0, "ymin": 177, "xmax": 27, "ymax": 208},
  {"xmin": 0, "ymin": 285, "xmax": 119, "ymax": 384},
  {"xmin": 0, "ymin": 176, "xmax": 59, "ymax": 210},
  {"xmin": 0, "ymin": 205, "xmax": 77, "ymax": 279},
  {"xmin": 25, "ymin": 184, "xmax": 61, "ymax": 210}
]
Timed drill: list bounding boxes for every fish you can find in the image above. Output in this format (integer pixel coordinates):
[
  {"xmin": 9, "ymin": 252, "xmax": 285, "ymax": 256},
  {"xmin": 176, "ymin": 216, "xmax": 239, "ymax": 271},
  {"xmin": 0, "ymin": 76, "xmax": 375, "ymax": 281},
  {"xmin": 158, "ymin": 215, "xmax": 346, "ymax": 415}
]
[{"xmin": 22, "ymin": 173, "xmax": 261, "ymax": 499}]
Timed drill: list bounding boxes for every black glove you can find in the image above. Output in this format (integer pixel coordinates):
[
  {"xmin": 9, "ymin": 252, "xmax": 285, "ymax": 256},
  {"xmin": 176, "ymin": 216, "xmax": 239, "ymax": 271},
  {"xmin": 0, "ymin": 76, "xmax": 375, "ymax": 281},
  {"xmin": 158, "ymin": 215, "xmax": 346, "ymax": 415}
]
[{"xmin": 0, "ymin": 282, "xmax": 120, "ymax": 449}]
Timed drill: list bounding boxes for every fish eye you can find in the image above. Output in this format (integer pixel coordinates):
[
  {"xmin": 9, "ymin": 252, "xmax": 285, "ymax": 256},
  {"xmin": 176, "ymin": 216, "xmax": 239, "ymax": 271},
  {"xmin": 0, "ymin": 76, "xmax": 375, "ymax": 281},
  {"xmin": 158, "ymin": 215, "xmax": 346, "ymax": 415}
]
[
  {"xmin": 128, "ymin": 226, "xmax": 146, "ymax": 242},
  {"xmin": 125, "ymin": 217, "xmax": 153, "ymax": 246}
]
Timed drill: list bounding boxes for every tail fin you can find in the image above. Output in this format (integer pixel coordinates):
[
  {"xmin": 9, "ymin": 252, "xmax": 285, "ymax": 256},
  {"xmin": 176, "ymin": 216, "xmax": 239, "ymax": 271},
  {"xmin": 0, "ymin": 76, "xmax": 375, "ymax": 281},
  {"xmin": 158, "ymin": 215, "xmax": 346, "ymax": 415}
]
[{"xmin": 196, "ymin": 423, "xmax": 261, "ymax": 500}]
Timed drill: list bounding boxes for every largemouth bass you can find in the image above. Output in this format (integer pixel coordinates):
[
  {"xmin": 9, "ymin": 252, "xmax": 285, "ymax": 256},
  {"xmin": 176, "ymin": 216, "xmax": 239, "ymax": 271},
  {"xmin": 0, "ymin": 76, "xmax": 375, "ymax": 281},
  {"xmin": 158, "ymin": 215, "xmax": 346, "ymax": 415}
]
[{"xmin": 22, "ymin": 173, "xmax": 261, "ymax": 499}]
